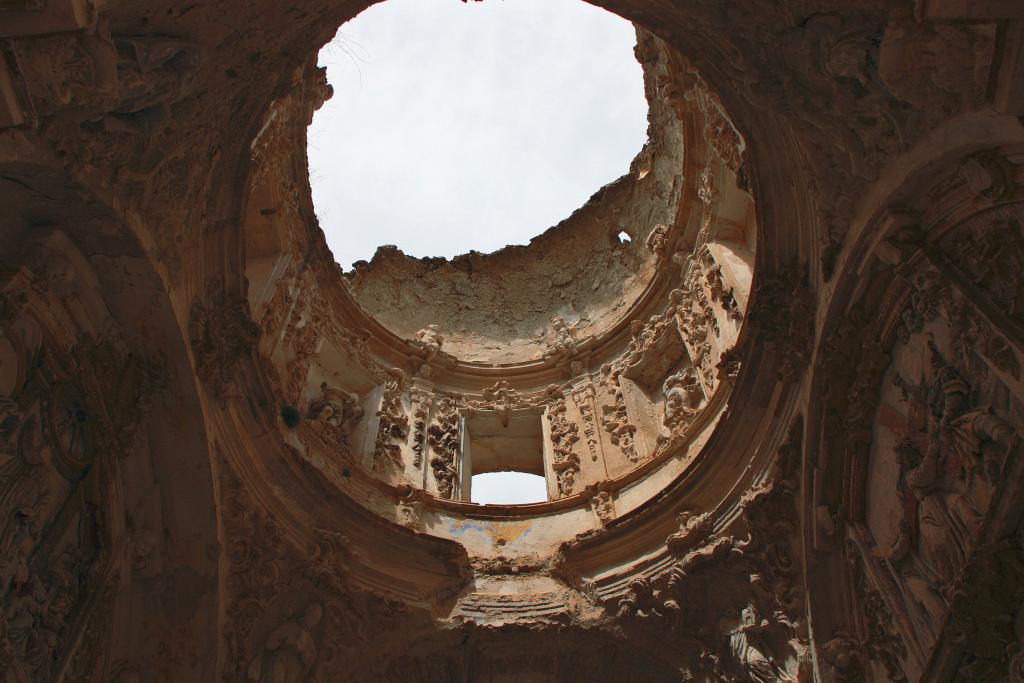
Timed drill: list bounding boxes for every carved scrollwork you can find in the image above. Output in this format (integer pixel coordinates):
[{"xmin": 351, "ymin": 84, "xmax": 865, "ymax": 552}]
[
  {"xmin": 570, "ymin": 384, "xmax": 599, "ymax": 462},
  {"xmin": 396, "ymin": 488, "xmax": 425, "ymax": 531},
  {"xmin": 660, "ymin": 368, "xmax": 704, "ymax": 445},
  {"xmin": 428, "ymin": 398, "xmax": 459, "ymax": 500},
  {"xmin": 189, "ymin": 287, "xmax": 260, "ymax": 397},
  {"xmin": 372, "ymin": 370, "xmax": 408, "ymax": 470},
  {"xmin": 610, "ymin": 419, "xmax": 808, "ymax": 680},
  {"xmin": 408, "ymin": 387, "xmax": 432, "ymax": 469},
  {"xmin": 747, "ymin": 270, "xmax": 815, "ymax": 383},
  {"xmin": 599, "ymin": 364, "xmax": 638, "ymax": 464},
  {"xmin": 949, "ymin": 297, "xmax": 1020, "ymax": 382},
  {"xmin": 820, "ymin": 635, "xmax": 865, "ymax": 682},
  {"xmin": 547, "ymin": 395, "xmax": 580, "ymax": 497},
  {"xmin": 308, "ymin": 382, "xmax": 364, "ymax": 452},
  {"xmin": 896, "ymin": 267, "xmax": 947, "ymax": 344},
  {"xmin": 886, "ymin": 339, "xmax": 1014, "ymax": 631}
]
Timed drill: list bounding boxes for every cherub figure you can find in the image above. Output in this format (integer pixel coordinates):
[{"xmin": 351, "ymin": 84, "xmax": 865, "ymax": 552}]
[
  {"xmin": 412, "ymin": 324, "xmax": 444, "ymax": 362},
  {"xmin": 546, "ymin": 316, "xmax": 579, "ymax": 359}
]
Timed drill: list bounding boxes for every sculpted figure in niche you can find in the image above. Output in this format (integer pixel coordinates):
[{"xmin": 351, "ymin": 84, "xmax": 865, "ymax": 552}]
[
  {"xmin": 900, "ymin": 340, "xmax": 1014, "ymax": 500},
  {"xmin": 627, "ymin": 315, "xmax": 668, "ymax": 358},
  {"xmin": 308, "ymin": 383, "xmax": 363, "ymax": 443},
  {"xmin": 889, "ymin": 340, "xmax": 1016, "ymax": 618},
  {"xmin": 616, "ymin": 576, "xmax": 671, "ymax": 622},
  {"xmin": 889, "ymin": 437, "xmax": 963, "ymax": 620},
  {"xmin": 247, "ymin": 602, "xmax": 323, "ymax": 683},
  {"xmin": 725, "ymin": 605, "xmax": 794, "ymax": 683}
]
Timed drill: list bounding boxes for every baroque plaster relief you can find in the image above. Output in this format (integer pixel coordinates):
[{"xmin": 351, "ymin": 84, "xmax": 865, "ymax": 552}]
[{"xmin": 2, "ymin": 0, "xmax": 1023, "ymax": 680}]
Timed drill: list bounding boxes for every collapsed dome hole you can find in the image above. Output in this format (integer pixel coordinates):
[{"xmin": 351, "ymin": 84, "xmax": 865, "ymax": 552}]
[{"xmin": 308, "ymin": 0, "xmax": 649, "ymax": 270}]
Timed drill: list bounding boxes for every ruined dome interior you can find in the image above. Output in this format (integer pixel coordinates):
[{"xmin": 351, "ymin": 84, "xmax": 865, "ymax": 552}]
[{"xmin": 2, "ymin": 0, "xmax": 1024, "ymax": 681}]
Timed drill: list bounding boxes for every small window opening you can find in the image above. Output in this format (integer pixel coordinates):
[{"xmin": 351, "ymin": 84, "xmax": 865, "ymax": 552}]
[
  {"xmin": 616, "ymin": 230, "xmax": 632, "ymax": 244},
  {"xmin": 463, "ymin": 411, "xmax": 547, "ymax": 504},
  {"xmin": 471, "ymin": 472, "xmax": 547, "ymax": 505}
]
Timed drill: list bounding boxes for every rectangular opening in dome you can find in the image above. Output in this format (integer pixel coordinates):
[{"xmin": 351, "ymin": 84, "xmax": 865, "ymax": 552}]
[{"xmin": 463, "ymin": 410, "xmax": 547, "ymax": 504}]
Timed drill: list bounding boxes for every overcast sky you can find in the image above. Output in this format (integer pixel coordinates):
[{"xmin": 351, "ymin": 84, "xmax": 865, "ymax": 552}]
[
  {"xmin": 309, "ymin": 0, "xmax": 646, "ymax": 504},
  {"xmin": 308, "ymin": 0, "xmax": 649, "ymax": 272}
]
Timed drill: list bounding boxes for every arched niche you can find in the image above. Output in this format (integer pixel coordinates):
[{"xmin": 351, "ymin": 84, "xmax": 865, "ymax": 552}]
[
  {"xmin": 807, "ymin": 140, "xmax": 1024, "ymax": 681},
  {"xmin": 0, "ymin": 163, "xmax": 220, "ymax": 682}
]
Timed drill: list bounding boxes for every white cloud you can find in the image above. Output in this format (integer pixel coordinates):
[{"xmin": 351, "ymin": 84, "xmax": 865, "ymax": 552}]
[{"xmin": 308, "ymin": 0, "xmax": 648, "ymax": 270}]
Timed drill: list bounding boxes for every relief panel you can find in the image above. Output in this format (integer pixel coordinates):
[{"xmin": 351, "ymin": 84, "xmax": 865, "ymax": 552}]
[{"xmin": 864, "ymin": 282, "xmax": 1022, "ymax": 657}]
